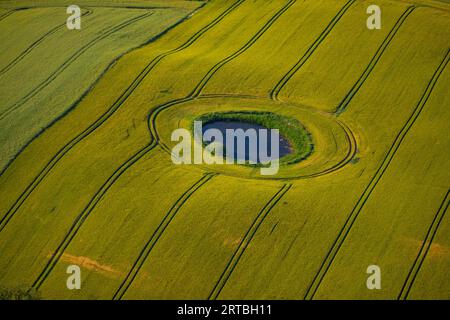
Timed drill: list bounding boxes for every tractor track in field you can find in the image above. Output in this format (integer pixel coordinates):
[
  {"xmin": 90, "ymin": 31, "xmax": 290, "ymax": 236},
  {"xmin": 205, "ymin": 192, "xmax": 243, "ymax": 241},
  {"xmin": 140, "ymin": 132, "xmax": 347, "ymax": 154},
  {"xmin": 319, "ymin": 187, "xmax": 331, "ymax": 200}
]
[
  {"xmin": 30, "ymin": 140, "xmax": 158, "ymax": 290},
  {"xmin": 186, "ymin": 5, "xmax": 420, "ymax": 180},
  {"xmin": 208, "ymin": 183, "xmax": 292, "ymax": 300},
  {"xmin": 28, "ymin": 0, "xmax": 294, "ymax": 291},
  {"xmin": 0, "ymin": 10, "xmax": 155, "ymax": 121},
  {"xmin": 335, "ymin": 5, "xmax": 417, "ymax": 114},
  {"xmin": 270, "ymin": 0, "xmax": 356, "ymax": 101},
  {"xmin": 0, "ymin": 10, "xmax": 93, "ymax": 77},
  {"xmin": 113, "ymin": 173, "xmax": 217, "ymax": 300},
  {"xmin": 304, "ymin": 49, "xmax": 450, "ymax": 300},
  {"xmin": 0, "ymin": 0, "xmax": 244, "ymax": 234},
  {"xmin": 398, "ymin": 189, "xmax": 450, "ymax": 300}
]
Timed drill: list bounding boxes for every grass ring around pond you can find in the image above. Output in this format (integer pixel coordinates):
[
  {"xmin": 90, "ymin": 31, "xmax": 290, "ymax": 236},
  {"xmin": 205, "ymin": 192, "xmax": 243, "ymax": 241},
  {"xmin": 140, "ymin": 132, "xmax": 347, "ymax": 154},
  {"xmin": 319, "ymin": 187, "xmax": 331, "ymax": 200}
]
[
  {"xmin": 194, "ymin": 111, "xmax": 314, "ymax": 166},
  {"xmin": 153, "ymin": 96, "xmax": 355, "ymax": 180}
]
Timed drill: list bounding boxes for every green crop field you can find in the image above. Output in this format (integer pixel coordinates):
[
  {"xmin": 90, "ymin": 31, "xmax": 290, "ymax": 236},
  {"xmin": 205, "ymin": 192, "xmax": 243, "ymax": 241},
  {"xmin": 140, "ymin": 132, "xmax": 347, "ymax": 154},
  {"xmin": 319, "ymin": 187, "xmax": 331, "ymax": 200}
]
[{"xmin": 0, "ymin": 0, "xmax": 448, "ymax": 301}]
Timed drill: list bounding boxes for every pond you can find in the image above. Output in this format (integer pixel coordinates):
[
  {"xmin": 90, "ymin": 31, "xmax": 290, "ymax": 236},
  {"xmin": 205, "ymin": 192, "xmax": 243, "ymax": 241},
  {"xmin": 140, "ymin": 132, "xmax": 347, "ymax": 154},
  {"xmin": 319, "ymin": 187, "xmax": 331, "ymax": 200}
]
[{"xmin": 202, "ymin": 120, "xmax": 292, "ymax": 163}]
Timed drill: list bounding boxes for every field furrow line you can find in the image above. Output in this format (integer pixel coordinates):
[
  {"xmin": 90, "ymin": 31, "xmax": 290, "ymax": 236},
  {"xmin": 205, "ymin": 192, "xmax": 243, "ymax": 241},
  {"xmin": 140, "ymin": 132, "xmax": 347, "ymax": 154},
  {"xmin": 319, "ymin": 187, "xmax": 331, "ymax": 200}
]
[
  {"xmin": 189, "ymin": 0, "xmax": 297, "ymax": 98},
  {"xmin": 0, "ymin": 0, "xmax": 244, "ymax": 234},
  {"xmin": 208, "ymin": 183, "xmax": 292, "ymax": 300},
  {"xmin": 0, "ymin": 11, "xmax": 155, "ymax": 120},
  {"xmin": 398, "ymin": 189, "xmax": 450, "ymax": 300},
  {"xmin": 113, "ymin": 173, "xmax": 217, "ymax": 300},
  {"xmin": 0, "ymin": 9, "xmax": 15, "ymax": 22},
  {"xmin": 304, "ymin": 49, "xmax": 450, "ymax": 300},
  {"xmin": 30, "ymin": 141, "xmax": 157, "ymax": 291},
  {"xmin": 270, "ymin": 0, "xmax": 356, "ymax": 101},
  {"xmin": 0, "ymin": 10, "xmax": 93, "ymax": 77},
  {"xmin": 335, "ymin": 6, "xmax": 417, "ymax": 114}
]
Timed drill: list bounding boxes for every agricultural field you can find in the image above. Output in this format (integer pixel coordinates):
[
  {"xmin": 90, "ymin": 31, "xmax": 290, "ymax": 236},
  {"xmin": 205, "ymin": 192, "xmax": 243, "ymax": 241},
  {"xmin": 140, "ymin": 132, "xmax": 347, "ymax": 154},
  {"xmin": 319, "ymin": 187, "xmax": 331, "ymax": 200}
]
[{"xmin": 0, "ymin": 0, "xmax": 449, "ymax": 301}]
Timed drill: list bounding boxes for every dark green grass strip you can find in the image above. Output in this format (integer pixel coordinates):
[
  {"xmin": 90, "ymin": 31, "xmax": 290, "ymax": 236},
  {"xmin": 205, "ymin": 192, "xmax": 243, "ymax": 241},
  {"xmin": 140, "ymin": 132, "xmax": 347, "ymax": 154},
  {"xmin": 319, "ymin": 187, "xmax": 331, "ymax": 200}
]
[
  {"xmin": 304, "ymin": 49, "xmax": 450, "ymax": 300},
  {"xmin": 0, "ymin": 0, "xmax": 244, "ymax": 234},
  {"xmin": 398, "ymin": 189, "xmax": 450, "ymax": 300},
  {"xmin": 0, "ymin": 10, "xmax": 93, "ymax": 77},
  {"xmin": 30, "ymin": 141, "xmax": 157, "ymax": 290},
  {"xmin": 270, "ymin": 0, "xmax": 356, "ymax": 101},
  {"xmin": 0, "ymin": 11, "xmax": 155, "ymax": 120},
  {"xmin": 208, "ymin": 183, "xmax": 292, "ymax": 300},
  {"xmin": 113, "ymin": 173, "xmax": 217, "ymax": 300},
  {"xmin": 335, "ymin": 6, "xmax": 417, "ymax": 114}
]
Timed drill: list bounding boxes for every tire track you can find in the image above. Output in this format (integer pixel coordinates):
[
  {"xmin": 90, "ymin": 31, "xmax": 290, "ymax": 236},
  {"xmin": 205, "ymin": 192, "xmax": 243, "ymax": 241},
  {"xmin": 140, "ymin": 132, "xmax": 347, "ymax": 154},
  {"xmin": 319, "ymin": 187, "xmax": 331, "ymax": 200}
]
[
  {"xmin": 270, "ymin": 0, "xmax": 356, "ymax": 101},
  {"xmin": 31, "ymin": 141, "xmax": 158, "ymax": 290},
  {"xmin": 0, "ymin": 10, "xmax": 93, "ymax": 77},
  {"xmin": 304, "ymin": 49, "xmax": 450, "ymax": 300},
  {"xmin": 208, "ymin": 183, "xmax": 292, "ymax": 300},
  {"xmin": 0, "ymin": 0, "xmax": 244, "ymax": 234},
  {"xmin": 0, "ymin": 11, "xmax": 155, "ymax": 120},
  {"xmin": 398, "ymin": 189, "xmax": 450, "ymax": 300},
  {"xmin": 150, "ymin": 0, "xmax": 297, "ymax": 151},
  {"xmin": 334, "ymin": 6, "xmax": 417, "ymax": 114},
  {"xmin": 112, "ymin": 173, "xmax": 217, "ymax": 300},
  {"xmin": 295, "ymin": 119, "xmax": 357, "ymax": 179},
  {"xmin": 0, "ymin": 9, "xmax": 15, "ymax": 22}
]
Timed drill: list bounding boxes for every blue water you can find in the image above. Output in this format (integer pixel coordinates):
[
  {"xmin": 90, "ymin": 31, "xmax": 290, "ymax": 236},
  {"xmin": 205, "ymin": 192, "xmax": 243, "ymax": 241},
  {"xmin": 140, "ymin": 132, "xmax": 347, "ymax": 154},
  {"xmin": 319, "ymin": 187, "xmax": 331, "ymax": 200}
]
[{"xmin": 202, "ymin": 121, "xmax": 291, "ymax": 163}]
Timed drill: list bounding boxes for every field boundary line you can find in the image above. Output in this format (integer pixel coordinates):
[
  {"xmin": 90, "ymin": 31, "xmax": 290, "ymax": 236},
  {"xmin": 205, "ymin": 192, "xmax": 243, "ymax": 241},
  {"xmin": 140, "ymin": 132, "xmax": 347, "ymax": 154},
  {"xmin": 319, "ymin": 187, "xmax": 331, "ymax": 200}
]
[
  {"xmin": 113, "ymin": 173, "xmax": 217, "ymax": 300},
  {"xmin": 335, "ymin": 5, "xmax": 417, "ymax": 114},
  {"xmin": 0, "ymin": 10, "xmax": 93, "ymax": 77},
  {"xmin": 398, "ymin": 189, "xmax": 450, "ymax": 300},
  {"xmin": 0, "ymin": 0, "xmax": 244, "ymax": 234},
  {"xmin": 30, "ymin": 141, "xmax": 157, "ymax": 291},
  {"xmin": 304, "ymin": 49, "xmax": 450, "ymax": 300},
  {"xmin": 0, "ymin": 10, "xmax": 155, "ymax": 120},
  {"xmin": 270, "ymin": 0, "xmax": 356, "ymax": 101},
  {"xmin": 208, "ymin": 183, "xmax": 292, "ymax": 300}
]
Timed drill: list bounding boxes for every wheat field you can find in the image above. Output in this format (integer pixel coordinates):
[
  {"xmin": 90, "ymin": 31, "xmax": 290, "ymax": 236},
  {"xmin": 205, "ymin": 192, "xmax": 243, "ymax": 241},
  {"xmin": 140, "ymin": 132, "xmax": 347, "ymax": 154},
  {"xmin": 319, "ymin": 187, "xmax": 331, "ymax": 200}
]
[{"xmin": 0, "ymin": 0, "xmax": 449, "ymax": 300}]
